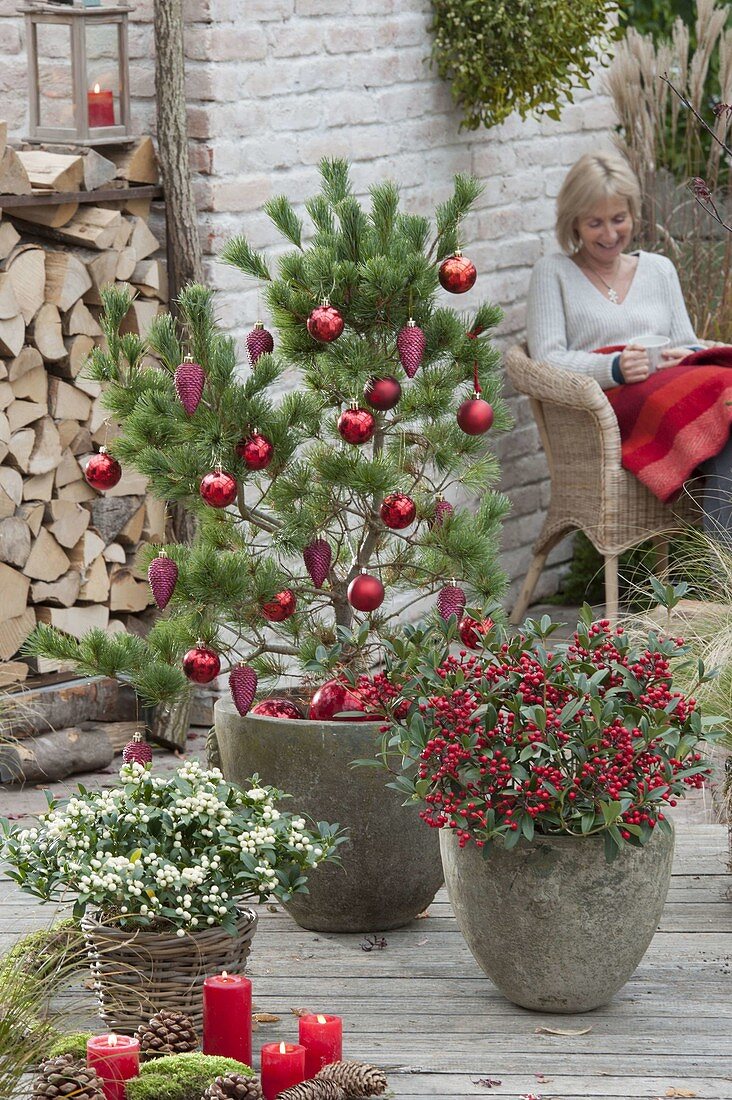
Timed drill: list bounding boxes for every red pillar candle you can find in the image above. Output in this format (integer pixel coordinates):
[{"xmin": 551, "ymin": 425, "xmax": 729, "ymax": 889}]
[
  {"xmin": 203, "ymin": 970, "xmax": 253, "ymax": 1066},
  {"xmin": 260, "ymin": 1041, "xmax": 306, "ymax": 1100},
  {"xmin": 88, "ymin": 84, "xmax": 115, "ymax": 127},
  {"xmin": 298, "ymin": 1014, "xmax": 343, "ymax": 1077},
  {"xmin": 86, "ymin": 1034, "xmax": 139, "ymax": 1100}
]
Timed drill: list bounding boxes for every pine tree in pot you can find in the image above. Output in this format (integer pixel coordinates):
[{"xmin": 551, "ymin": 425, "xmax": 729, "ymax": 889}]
[{"xmin": 25, "ymin": 160, "xmax": 511, "ymax": 932}]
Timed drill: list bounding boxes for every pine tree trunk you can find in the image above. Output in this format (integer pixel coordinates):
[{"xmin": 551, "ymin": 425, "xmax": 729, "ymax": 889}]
[{"xmin": 153, "ymin": 0, "xmax": 203, "ymax": 302}]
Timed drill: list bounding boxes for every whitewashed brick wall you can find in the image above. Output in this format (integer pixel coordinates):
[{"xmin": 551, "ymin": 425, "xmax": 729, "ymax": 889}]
[{"xmin": 0, "ymin": 0, "xmax": 618, "ymax": 601}]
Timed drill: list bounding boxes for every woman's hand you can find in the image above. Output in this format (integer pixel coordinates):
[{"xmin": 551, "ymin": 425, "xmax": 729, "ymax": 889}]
[
  {"xmin": 659, "ymin": 346, "xmax": 693, "ymax": 369},
  {"xmin": 619, "ymin": 345, "xmax": 649, "ymax": 383}
]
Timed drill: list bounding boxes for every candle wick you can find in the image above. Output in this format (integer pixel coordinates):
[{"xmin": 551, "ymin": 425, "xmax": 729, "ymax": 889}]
[{"xmin": 221, "ymin": 970, "xmax": 228, "ymax": 978}]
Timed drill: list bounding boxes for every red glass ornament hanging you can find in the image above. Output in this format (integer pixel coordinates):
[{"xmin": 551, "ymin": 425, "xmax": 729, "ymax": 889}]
[
  {"xmin": 347, "ymin": 570, "xmax": 385, "ymax": 612},
  {"xmin": 147, "ymin": 550, "xmax": 178, "ymax": 610},
  {"xmin": 380, "ymin": 492, "xmax": 416, "ymax": 530},
  {"xmin": 261, "ymin": 588, "xmax": 297, "ymax": 622},
  {"xmin": 438, "ymin": 251, "xmax": 477, "ymax": 294},
  {"xmin": 458, "ymin": 615, "xmax": 494, "ymax": 649},
  {"xmin": 396, "ymin": 319, "xmax": 426, "ymax": 379},
  {"xmin": 246, "ymin": 321, "xmax": 274, "ymax": 365},
  {"xmin": 303, "ymin": 537, "xmax": 332, "ymax": 588},
  {"xmin": 457, "ymin": 392, "xmax": 494, "ymax": 435},
  {"xmin": 364, "ymin": 375, "xmax": 401, "ymax": 411},
  {"xmin": 236, "ymin": 430, "xmax": 274, "ymax": 471},
  {"xmin": 122, "ymin": 731, "xmax": 153, "ymax": 766},
  {"xmin": 338, "ymin": 402, "xmax": 375, "ymax": 445},
  {"xmin": 437, "ymin": 581, "xmax": 466, "ymax": 621},
  {"xmin": 200, "ymin": 467, "xmax": 238, "ymax": 508},
  {"xmin": 307, "ymin": 299, "xmax": 344, "ymax": 343},
  {"xmin": 252, "ymin": 698, "xmax": 304, "ymax": 719},
  {"xmin": 431, "ymin": 494, "xmax": 454, "ymax": 529},
  {"xmin": 174, "ymin": 356, "xmax": 205, "ymax": 415},
  {"xmin": 229, "ymin": 664, "xmax": 258, "ymax": 717},
  {"xmin": 309, "ymin": 680, "xmax": 368, "ymax": 721},
  {"xmin": 85, "ymin": 448, "xmax": 122, "ymax": 491},
  {"xmin": 183, "ymin": 643, "xmax": 221, "ymax": 684}
]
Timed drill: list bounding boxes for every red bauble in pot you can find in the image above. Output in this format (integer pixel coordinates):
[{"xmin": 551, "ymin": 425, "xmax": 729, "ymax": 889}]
[
  {"xmin": 458, "ymin": 615, "xmax": 494, "ymax": 649},
  {"xmin": 85, "ymin": 448, "xmax": 122, "ymax": 491},
  {"xmin": 236, "ymin": 430, "xmax": 274, "ymax": 471},
  {"xmin": 438, "ymin": 251, "xmax": 477, "ymax": 294},
  {"xmin": 380, "ymin": 492, "xmax": 416, "ymax": 530},
  {"xmin": 307, "ymin": 300, "xmax": 344, "ymax": 343},
  {"xmin": 364, "ymin": 375, "xmax": 401, "ymax": 411},
  {"xmin": 261, "ymin": 588, "xmax": 297, "ymax": 622},
  {"xmin": 183, "ymin": 643, "xmax": 221, "ymax": 684},
  {"xmin": 457, "ymin": 392, "xmax": 494, "ymax": 435},
  {"xmin": 338, "ymin": 403, "xmax": 375, "ymax": 445},
  {"xmin": 252, "ymin": 698, "xmax": 304, "ymax": 719},
  {"xmin": 200, "ymin": 468, "xmax": 238, "ymax": 508},
  {"xmin": 309, "ymin": 680, "xmax": 368, "ymax": 721},
  {"xmin": 347, "ymin": 570, "xmax": 385, "ymax": 612}
]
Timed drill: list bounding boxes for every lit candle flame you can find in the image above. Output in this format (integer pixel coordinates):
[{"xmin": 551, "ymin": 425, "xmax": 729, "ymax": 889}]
[
  {"xmin": 221, "ymin": 970, "xmax": 228, "ymax": 978},
  {"xmin": 93, "ymin": 83, "xmax": 100, "ymax": 94},
  {"xmin": 317, "ymin": 1015, "xmax": 327, "ymax": 1024},
  {"xmin": 279, "ymin": 1041, "xmax": 287, "ymax": 1054},
  {"xmin": 108, "ymin": 1034, "xmax": 118, "ymax": 1047}
]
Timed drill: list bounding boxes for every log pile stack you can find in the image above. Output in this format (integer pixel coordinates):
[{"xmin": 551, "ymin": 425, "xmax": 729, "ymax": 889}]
[{"xmin": 0, "ymin": 126, "xmax": 168, "ymax": 685}]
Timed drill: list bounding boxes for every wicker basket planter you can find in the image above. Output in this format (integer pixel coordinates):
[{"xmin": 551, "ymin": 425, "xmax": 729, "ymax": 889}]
[{"xmin": 81, "ymin": 906, "xmax": 257, "ymax": 1033}]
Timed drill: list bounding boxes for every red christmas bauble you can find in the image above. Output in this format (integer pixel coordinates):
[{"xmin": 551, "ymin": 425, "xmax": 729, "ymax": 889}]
[
  {"xmin": 347, "ymin": 571, "xmax": 385, "ymax": 612},
  {"xmin": 439, "ymin": 252, "xmax": 477, "ymax": 294},
  {"xmin": 246, "ymin": 321, "xmax": 274, "ymax": 365},
  {"xmin": 309, "ymin": 680, "xmax": 367, "ymax": 721},
  {"xmin": 182, "ymin": 644, "xmax": 221, "ymax": 684},
  {"xmin": 431, "ymin": 495, "xmax": 454, "ymax": 529},
  {"xmin": 457, "ymin": 393, "xmax": 494, "ymax": 435},
  {"xmin": 303, "ymin": 537, "xmax": 332, "ymax": 588},
  {"xmin": 458, "ymin": 615, "xmax": 494, "ymax": 649},
  {"xmin": 261, "ymin": 588, "xmax": 297, "ymax": 622},
  {"xmin": 252, "ymin": 698, "xmax": 304, "ymax": 720},
  {"xmin": 236, "ymin": 430, "xmax": 274, "ymax": 471},
  {"xmin": 148, "ymin": 551, "xmax": 178, "ymax": 610},
  {"xmin": 200, "ymin": 468, "xmax": 238, "ymax": 508},
  {"xmin": 174, "ymin": 357, "xmax": 205, "ymax": 415},
  {"xmin": 307, "ymin": 301, "xmax": 344, "ymax": 343},
  {"xmin": 380, "ymin": 492, "xmax": 416, "ymax": 530},
  {"xmin": 364, "ymin": 375, "xmax": 401, "ymax": 411},
  {"xmin": 338, "ymin": 405, "xmax": 375, "ymax": 445},
  {"xmin": 85, "ymin": 449, "xmax": 122, "ymax": 491},
  {"xmin": 122, "ymin": 731, "xmax": 153, "ymax": 766},
  {"xmin": 229, "ymin": 664, "xmax": 258, "ymax": 717}
]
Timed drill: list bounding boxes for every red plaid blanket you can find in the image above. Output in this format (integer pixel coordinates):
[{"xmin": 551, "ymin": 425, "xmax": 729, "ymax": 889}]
[{"xmin": 598, "ymin": 345, "xmax": 732, "ymax": 503}]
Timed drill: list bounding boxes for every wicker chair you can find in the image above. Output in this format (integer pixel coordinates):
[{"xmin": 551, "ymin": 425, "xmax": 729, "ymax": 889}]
[{"xmin": 504, "ymin": 345, "xmax": 698, "ymax": 622}]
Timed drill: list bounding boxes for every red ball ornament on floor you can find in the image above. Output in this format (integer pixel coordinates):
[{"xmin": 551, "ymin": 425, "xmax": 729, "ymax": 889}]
[
  {"xmin": 261, "ymin": 588, "xmax": 297, "ymax": 622},
  {"xmin": 364, "ymin": 375, "xmax": 401, "ymax": 411},
  {"xmin": 459, "ymin": 615, "xmax": 494, "ymax": 649},
  {"xmin": 252, "ymin": 698, "xmax": 304, "ymax": 719},
  {"xmin": 347, "ymin": 570, "xmax": 385, "ymax": 612},
  {"xmin": 338, "ymin": 403, "xmax": 375, "ymax": 445},
  {"xmin": 200, "ymin": 467, "xmax": 238, "ymax": 508},
  {"xmin": 439, "ymin": 251, "xmax": 477, "ymax": 294},
  {"xmin": 236, "ymin": 430, "xmax": 274, "ymax": 471},
  {"xmin": 307, "ymin": 300, "xmax": 344, "ymax": 343},
  {"xmin": 309, "ymin": 680, "xmax": 367, "ymax": 721},
  {"xmin": 85, "ymin": 448, "xmax": 122, "ymax": 491},
  {"xmin": 457, "ymin": 393, "xmax": 494, "ymax": 435},
  {"xmin": 246, "ymin": 321, "xmax": 274, "ymax": 365},
  {"xmin": 380, "ymin": 492, "xmax": 416, "ymax": 530},
  {"xmin": 183, "ymin": 643, "xmax": 221, "ymax": 684}
]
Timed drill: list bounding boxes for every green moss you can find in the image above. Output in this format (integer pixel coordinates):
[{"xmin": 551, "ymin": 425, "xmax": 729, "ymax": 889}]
[
  {"xmin": 127, "ymin": 1054, "xmax": 253, "ymax": 1100},
  {"xmin": 48, "ymin": 1032, "xmax": 95, "ymax": 1060}
]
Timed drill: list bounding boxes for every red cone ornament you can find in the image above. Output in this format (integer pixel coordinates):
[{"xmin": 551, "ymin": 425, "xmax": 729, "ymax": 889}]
[
  {"xmin": 148, "ymin": 550, "xmax": 178, "ymax": 610},
  {"xmin": 459, "ymin": 615, "xmax": 494, "ymax": 648},
  {"xmin": 261, "ymin": 588, "xmax": 297, "ymax": 622},
  {"xmin": 236, "ymin": 430, "xmax": 274, "ymax": 471},
  {"xmin": 437, "ymin": 582, "xmax": 466, "ymax": 621},
  {"xmin": 431, "ymin": 494, "xmax": 454, "ymax": 529},
  {"xmin": 364, "ymin": 375, "xmax": 401, "ymax": 411},
  {"xmin": 309, "ymin": 680, "xmax": 367, "ymax": 721},
  {"xmin": 229, "ymin": 665, "xmax": 258, "ymax": 716},
  {"xmin": 85, "ymin": 448, "xmax": 122, "ymax": 491},
  {"xmin": 397, "ymin": 319, "xmax": 426, "ymax": 379},
  {"xmin": 200, "ymin": 468, "xmax": 238, "ymax": 508},
  {"xmin": 307, "ymin": 300, "xmax": 344, "ymax": 343},
  {"xmin": 457, "ymin": 392, "xmax": 494, "ymax": 435},
  {"xmin": 122, "ymin": 731, "xmax": 153, "ymax": 766},
  {"xmin": 380, "ymin": 492, "xmax": 416, "ymax": 530},
  {"xmin": 246, "ymin": 321, "xmax": 274, "ymax": 365},
  {"xmin": 439, "ymin": 251, "xmax": 477, "ymax": 294},
  {"xmin": 303, "ymin": 538, "xmax": 332, "ymax": 588},
  {"xmin": 338, "ymin": 403, "xmax": 375, "ymax": 445},
  {"xmin": 174, "ymin": 356, "xmax": 205, "ymax": 415},
  {"xmin": 252, "ymin": 698, "xmax": 304, "ymax": 719},
  {"xmin": 183, "ymin": 643, "xmax": 221, "ymax": 684},
  {"xmin": 347, "ymin": 570, "xmax": 385, "ymax": 612}
]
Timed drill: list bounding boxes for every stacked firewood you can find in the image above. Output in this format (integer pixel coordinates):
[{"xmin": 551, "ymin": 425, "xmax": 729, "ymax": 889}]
[{"xmin": 0, "ymin": 124, "xmax": 168, "ymax": 685}]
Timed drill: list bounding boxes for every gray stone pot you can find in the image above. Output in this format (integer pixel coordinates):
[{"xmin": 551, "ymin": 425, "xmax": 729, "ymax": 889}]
[
  {"xmin": 440, "ymin": 823, "xmax": 675, "ymax": 1013},
  {"xmin": 214, "ymin": 697, "xmax": 443, "ymax": 933}
]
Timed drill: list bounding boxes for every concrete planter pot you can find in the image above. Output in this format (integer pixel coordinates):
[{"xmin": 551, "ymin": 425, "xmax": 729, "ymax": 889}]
[
  {"xmin": 440, "ymin": 823, "xmax": 675, "ymax": 1013},
  {"xmin": 214, "ymin": 697, "xmax": 443, "ymax": 933}
]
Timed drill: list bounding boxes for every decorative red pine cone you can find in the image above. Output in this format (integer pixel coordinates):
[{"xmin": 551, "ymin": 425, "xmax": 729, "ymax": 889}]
[
  {"xmin": 338, "ymin": 405, "xmax": 375, "ymax": 445},
  {"xmin": 183, "ymin": 644, "xmax": 221, "ymax": 683},
  {"xmin": 85, "ymin": 448, "xmax": 122, "ymax": 491},
  {"xmin": 364, "ymin": 375, "xmax": 401, "ymax": 411},
  {"xmin": 457, "ymin": 393, "xmax": 494, "ymax": 435},
  {"xmin": 380, "ymin": 492, "xmax": 416, "ymax": 530},
  {"xmin": 174, "ymin": 357, "xmax": 205, "ymax": 415},
  {"xmin": 438, "ymin": 251, "xmax": 477, "ymax": 294},
  {"xmin": 437, "ymin": 582, "xmax": 466, "ymax": 621},
  {"xmin": 252, "ymin": 698, "xmax": 304, "ymax": 719},
  {"xmin": 200, "ymin": 468, "xmax": 238, "ymax": 508},
  {"xmin": 307, "ymin": 301, "xmax": 344, "ymax": 343},
  {"xmin": 148, "ymin": 551, "xmax": 178, "ymax": 610},
  {"xmin": 431, "ymin": 495, "xmax": 454, "ymax": 529},
  {"xmin": 303, "ymin": 538, "xmax": 332, "ymax": 588},
  {"xmin": 236, "ymin": 430, "xmax": 274, "ymax": 471},
  {"xmin": 458, "ymin": 615, "xmax": 494, "ymax": 649},
  {"xmin": 396, "ymin": 319, "xmax": 426, "ymax": 379},
  {"xmin": 246, "ymin": 321, "xmax": 274, "ymax": 365},
  {"xmin": 122, "ymin": 731, "xmax": 153, "ymax": 765},
  {"xmin": 261, "ymin": 588, "xmax": 297, "ymax": 622},
  {"xmin": 229, "ymin": 665, "xmax": 258, "ymax": 717},
  {"xmin": 309, "ymin": 680, "xmax": 368, "ymax": 721},
  {"xmin": 347, "ymin": 571, "xmax": 385, "ymax": 612}
]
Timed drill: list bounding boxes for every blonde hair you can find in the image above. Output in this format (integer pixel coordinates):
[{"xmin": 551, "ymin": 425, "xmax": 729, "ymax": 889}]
[{"xmin": 556, "ymin": 153, "xmax": 641, "ymax": 254}]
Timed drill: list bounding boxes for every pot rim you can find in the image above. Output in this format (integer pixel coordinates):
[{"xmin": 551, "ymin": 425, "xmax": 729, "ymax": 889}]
[
  {"xmin": 440, "ymin": 821, "xmax": 675, "ymax": 847},
  {"xmin": 215, "ymin": 696, "xmax": 384, "ymax": 728}
]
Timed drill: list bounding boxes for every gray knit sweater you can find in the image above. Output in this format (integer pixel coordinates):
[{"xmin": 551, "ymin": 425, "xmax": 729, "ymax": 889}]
[{"xmin": 526, "ymin": 250, "xmax": 699, "ymax": 389}]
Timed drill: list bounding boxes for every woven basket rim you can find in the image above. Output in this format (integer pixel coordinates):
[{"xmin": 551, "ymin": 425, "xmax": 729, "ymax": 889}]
[{"xmin": 81, "ymin": 904, "xmax": 257, "ymax": 945}]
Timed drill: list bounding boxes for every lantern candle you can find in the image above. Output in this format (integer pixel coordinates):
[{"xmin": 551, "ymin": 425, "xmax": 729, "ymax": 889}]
[
  {"xmin": 88, "ymin": 83, "xmax": 115, "ymax": 127},
  {"xmin": 298, "ymin": 1014, "xmax": 343, "ymax": 1077},
  {"xmin": 203, "ymin": 970, "xmax": 252, "ymax": 1066},
  {"xmin": 86, "ymin": 1033, "xmax": 139, "ymax": 1100},
  {"xmin": 260, "ymin": 1041, "xmax": 306, "ymax": 1100}
]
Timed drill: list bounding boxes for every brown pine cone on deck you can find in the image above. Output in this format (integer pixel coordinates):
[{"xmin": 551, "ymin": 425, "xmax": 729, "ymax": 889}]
[
  {"xmin": 33, "ymin": 1056, "xmax": 105, "ymax": 1100},
  {"xmin": 276, "ymin": 1081, "xmax": 345, "ymax": 1100},
  {"xmin": 137, "ymin": 1009, "xmax": 199, "ymax": 1058},
  {"xmin": 316, "ymin": 1060, "xmax": 388, "ymax": 1097},
  {"xmin": 202, "ymin": 1073, "xmax": 264, "ymax": 1100}
]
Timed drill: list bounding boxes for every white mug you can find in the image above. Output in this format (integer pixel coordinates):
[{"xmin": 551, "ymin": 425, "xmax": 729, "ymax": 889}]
[{"xmin": 629, "ymin": 334, "xmax": 670, "ymax": 373}]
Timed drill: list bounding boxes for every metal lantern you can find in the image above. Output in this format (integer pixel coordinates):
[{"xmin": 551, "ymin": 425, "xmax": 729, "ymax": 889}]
[{"xmin": 21, "ymin": 2, "xmax": 132, "ymax": 145}]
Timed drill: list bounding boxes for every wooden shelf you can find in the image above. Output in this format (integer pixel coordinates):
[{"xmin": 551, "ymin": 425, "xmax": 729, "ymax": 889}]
[{"xmin": 0, "ymin": 185, "xmax": 163, "ymax": 208}]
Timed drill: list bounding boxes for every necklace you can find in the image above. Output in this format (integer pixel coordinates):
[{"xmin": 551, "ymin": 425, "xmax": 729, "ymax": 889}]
[{"xmin": 578, "ymin": 255, "xmax": 623, "ymax": 304}]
